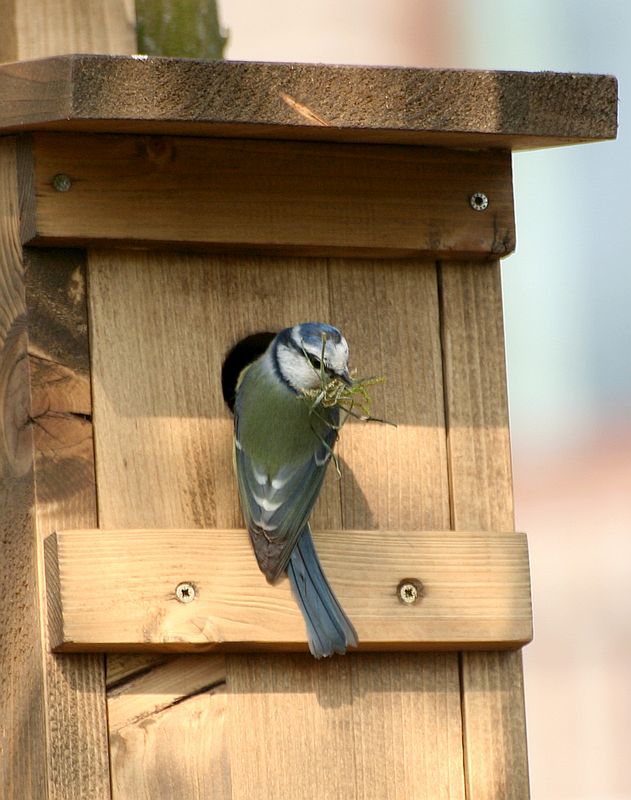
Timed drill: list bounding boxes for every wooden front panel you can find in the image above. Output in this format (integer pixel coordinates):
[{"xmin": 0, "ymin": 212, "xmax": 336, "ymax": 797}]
[
  {"xmin": 87, "ymin": 251, "xmax": 466, "ymax": 798},
  {"xmin": 25, "ymin": 133, "xmax": 515, "ymax": 259},
  {"xmin": 440, "ymin": 263, "xmax": 529, "ymax": 798}
]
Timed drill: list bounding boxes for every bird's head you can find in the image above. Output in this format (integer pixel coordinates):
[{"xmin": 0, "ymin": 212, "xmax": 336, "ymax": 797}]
[{"xmin": 272, "ymin": 322, "xmax": 351, "ymax": 392}]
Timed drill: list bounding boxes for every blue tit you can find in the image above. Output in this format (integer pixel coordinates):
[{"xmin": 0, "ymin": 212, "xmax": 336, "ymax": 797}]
[{"xmin": 233, "ymin": 322, "xmax": 358, "ymax": 658}]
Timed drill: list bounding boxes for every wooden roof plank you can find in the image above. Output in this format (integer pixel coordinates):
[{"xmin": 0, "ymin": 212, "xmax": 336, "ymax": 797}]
[{"xmin": 0, "ymin": 54, "xmax": 618, "ymax": 149}]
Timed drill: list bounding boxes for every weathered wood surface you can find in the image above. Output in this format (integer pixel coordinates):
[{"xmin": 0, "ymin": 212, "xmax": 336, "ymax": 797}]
[
  {"xmin": 0, "ymin": 0, "xmax": 135, "ymax": 63},
  {"xmin": 0, "ymin": 136, "xmax": 47, "ymax": 800},
  {"xmin": 107, "ymin": 650, "xmax": 229, "ymax": 799},
  {"xmin": 25, "ymin": 248, "xmax": 111, "ymax": 800},
  {"xmin": 440, "ymin": 261, "xmax": 530, "ymax": 798},
  {"xmin": 0, "ymin": 6, "xmax": 135, "ymax": 799},
  {"xmin": 45, "ymin": 527, "xmax": 532, "ymax": 652},
  {"xmin": 24, "ymin": 132, "xmax": 515, "ymax": 257},
  {"xmin": 109, "ymin": 657, "xmax": 230, "ymax": 799},
  {"xmin": 88, "ymin": 251, "xmax": 466, "ymax": 798},
  {"xmin": 226, "ymin": 254, "xmax": 464, "ymax": 800},
  {"xmin": 0, "ymin": 55, "xmax": 618, "ymax": 149},
  {"xmin": 0, "ymin": 147, "xmax": 111, "ymax": 800}
]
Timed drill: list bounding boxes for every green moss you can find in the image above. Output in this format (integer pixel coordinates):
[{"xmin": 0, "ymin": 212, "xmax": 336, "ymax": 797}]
[
  {"xmin": 135, "ymin": 0, "xmax": 228, "ymax": 59},
  {"xmin": 300, "ymin": 332, "xmax": 392, "ymax": 445},
  {"xmin": 301, "ymin": 372, "xmax": 385, "ymax": 422}
]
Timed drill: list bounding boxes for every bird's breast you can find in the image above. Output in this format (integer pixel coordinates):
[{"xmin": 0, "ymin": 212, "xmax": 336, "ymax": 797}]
[{"xmin": 236, "ymin": 366, "xmax": 335, "ymax": 474}]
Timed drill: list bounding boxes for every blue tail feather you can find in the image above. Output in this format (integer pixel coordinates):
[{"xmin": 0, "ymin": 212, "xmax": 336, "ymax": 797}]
[{"xmin": 287, "ymin": 526, "xmax": 358, "ymax": 658}]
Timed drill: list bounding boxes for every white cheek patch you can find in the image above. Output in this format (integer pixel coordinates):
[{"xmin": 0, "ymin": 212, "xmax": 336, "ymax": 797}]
[
  {"xmin": 328, "ymin": 346, "xmax": 349, "ymax": 375},
  {"xmin": 322, "ymin": 337, "xmax": 349, "ymax": 376},
  {"xmin": 276, "ymin": 343, "xmax": 320, "ymax": 390}
]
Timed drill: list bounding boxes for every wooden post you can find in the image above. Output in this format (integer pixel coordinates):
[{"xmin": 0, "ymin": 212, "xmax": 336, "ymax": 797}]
[
  {"xmin": 0, "ymin": 51, "xmax": 617, "ymax": 800},
  {"xmin": 0, "ymin": 6, "xmax": 135, "ymax": 799}
]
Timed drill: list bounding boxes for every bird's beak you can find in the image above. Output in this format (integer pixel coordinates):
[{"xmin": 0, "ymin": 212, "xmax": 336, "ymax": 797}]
[{"xmin": 338, "ymin": 369, "xmax": 353, "ymax": 386}]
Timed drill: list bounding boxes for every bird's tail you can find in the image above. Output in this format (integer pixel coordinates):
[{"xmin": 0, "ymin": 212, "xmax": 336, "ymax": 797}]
[{"xmin": 287, "ymin": 525, "xmax": 358, "ymax": 658}]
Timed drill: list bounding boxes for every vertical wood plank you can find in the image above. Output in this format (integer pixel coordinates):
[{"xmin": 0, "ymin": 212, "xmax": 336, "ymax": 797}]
[
  {"xmin": 439, "ymin": 261, "xmax": 530, "ymax": 799},
  {"xmin": 329, "ymin": 259, "xmax": 450, "ymax": 531},
  {"xmin": 0, "ymin": 0, "xmax": 136, "ymax": 62},
  {"xmin": 0, "ymin": 6, "xmax": 138, "ymax": 798},
  {"xmin": 108, "ymin": 653, "xmax": 229, "ymax": 799},
  {"xmin": 25, "ymin": 247, "xmax": 112, "ymax": 799},
  {"xmin": 219, "ymin": 258, "xmax": 465, "ymax": 799},
  {"xmin": 88, "ymin": 251, "xmax": 236, "ymax": 800},
  {"xmin": 88, "ymin": 251, "xmax": 345, "ymax": 799},
  {"xmin": 226, "ymin": 654, "xmax": 356, "ymax": 800},
  {"xmin": 0, "ymin": 137, "xmax": 47, "ymax": 800},
  {"xmin": 329, "ymin": 258, "xmax": 464, "ymax": 800}
]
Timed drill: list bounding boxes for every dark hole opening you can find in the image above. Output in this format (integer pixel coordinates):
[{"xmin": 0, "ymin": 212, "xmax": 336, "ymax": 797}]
[{"xmin": 221, "ymin": 331, "xmax": 276, "ymax": 413}]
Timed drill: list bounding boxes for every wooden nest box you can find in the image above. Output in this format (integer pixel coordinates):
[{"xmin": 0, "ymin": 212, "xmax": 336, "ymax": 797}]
[{"xmin": 0, "ymin": 55, "xmax": 616, "ymax": 799}]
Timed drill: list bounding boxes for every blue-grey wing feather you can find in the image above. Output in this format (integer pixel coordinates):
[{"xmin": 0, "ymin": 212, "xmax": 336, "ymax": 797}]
[{"xmin": 235, "ymin": 401, "xmax": 338, "ymax": 581}]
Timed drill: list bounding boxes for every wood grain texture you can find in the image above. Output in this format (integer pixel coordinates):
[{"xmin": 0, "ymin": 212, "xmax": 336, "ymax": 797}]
[
  {"xmin": 106, "ymin": 651, "xmax": 229, "ymax": 800},
  {"xmin": 108, "ymin": 654, "xmax": 225, "ymax": 732},
  {"xmin": 226, "ymin": 258, "xmax": 464, "ymax": 799},
  {"xmin": 1, "ymin": 8, "xmax": 137, "ymax": 799},
  {"xmin": 111, "ymin": 684, "xmax": 231, "ymax": 800},
  {"xmin": 0, "ymin": 0, "xmax": 135, "ymax": 62},
  {"xmin": 328, "ymin": 258, "xmax": 450, "ymax": 530},
  {"xmin": 45, "ymin": 528, "xmax": 532, "ymax": 652},
  {"xmin": 88, "ymin": 251, "xmax": 338, "ymax": 800},
  {"xmin": 88, "ymin": 251, "xmax": 466, "ymax": 798},
  {"xmin": 439, "ymin": 261, "xmax": 530, "ymax": 799},
  {"xmin": 0, "ymin": 137, "xmax": 47, "ymax": 800},
  {"xmin": 324, "ymin": 259, "xmax": 465, "ymax": 800},
  {"xmin": 25, "ymin": 248, "xmax": 111, "ymax": 800},
  {"xmin": 106, "ymin": 654, "xmax": 171, "ymax": 688},
  {"xmin": 25, "ymin": 132, "xmax": 515, "ymax": 258},
  {"xmin": 0, "ymin": 55, "xmax": 618, "ymax": 149}
]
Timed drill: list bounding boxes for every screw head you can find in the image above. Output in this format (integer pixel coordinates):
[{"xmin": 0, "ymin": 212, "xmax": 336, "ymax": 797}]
[
  {"xmin": 175, "ymin": 582, "xmax": 196, "ymax": 603},
  {"xmin": 52, "ymin": 173, "xmax": 72, "ymax": 192},
  {"xmin": 397, "ymin": 578, "xmax": 424, "ymax": 605},
  {"xmin": 469, "ymin": 191, "xmax": 489, "ymax": 212}
]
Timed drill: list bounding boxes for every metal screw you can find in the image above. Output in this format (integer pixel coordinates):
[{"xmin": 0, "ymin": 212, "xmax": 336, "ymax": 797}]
[
  {"xmin": 175, "ymin": 582, "xmax": 196, "ymax": 603},
  {"xmin": 52, "ymin": 173, "xmax": 72, "ymax": 192},
  {"xmin": 469, "ymin": 191, "xmax": 489, "ymax": 212},
  {"xmin": 397, "ymin": 578, "xmax": 423, "ymax": 605}
]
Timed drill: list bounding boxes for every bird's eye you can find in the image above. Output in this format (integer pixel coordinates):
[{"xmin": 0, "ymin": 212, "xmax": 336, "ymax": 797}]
[{"xmin": 307, "ymin": 354, "xmax": 322, "ymax": 370}]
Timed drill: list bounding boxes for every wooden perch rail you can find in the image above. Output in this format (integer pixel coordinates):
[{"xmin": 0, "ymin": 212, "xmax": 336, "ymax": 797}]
[{"xmin": 45, "ymin": 528, "xmax": 532, "ymax": 653}]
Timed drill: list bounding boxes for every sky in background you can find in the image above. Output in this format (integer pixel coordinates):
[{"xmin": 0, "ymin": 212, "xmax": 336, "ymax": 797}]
[
  {"xmin": 466, "ymin": 1, "xmax": 630, "ymax": 453},
  {"xmin": 220, "ymin": 3, "xmax": 629, "ymax": 797}
]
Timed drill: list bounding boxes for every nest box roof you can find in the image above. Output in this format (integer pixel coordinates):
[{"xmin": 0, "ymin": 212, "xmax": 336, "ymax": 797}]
[{"xmin": 0, "ymin": 54, "xmax": 618, "ymax": 149}]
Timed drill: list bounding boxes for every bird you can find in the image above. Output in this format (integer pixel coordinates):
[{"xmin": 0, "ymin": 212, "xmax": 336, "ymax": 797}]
[{"xmin": 233, "ymin": 322, "xmax": 358, "ymax": 658}]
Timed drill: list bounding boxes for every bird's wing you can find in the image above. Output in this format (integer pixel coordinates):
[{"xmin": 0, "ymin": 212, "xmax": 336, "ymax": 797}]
[{"xmin": 234, "ymin": 407, "xmax": 338, "ymax": 582}]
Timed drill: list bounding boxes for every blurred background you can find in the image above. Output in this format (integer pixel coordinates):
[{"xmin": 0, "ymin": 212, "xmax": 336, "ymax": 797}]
[{"xmin": 219, "ymin": 2, "xmax": 629, "ymax": 798}]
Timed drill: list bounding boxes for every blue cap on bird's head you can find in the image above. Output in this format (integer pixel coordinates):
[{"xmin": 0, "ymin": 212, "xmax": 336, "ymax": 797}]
[
  {"xmin": 294, "ymin": 322, "xmax": 344, "ymax": 346},
  {"xmin": 272, "ymin": 322, "xmax": 351, "ymax": 392}
]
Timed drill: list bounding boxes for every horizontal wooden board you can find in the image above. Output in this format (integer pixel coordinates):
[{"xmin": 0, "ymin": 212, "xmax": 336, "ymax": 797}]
[
  {"xmin": 45, "ymin": 528, "xmax": 532, "ymax": 652},
  {"xmin": 23, "ymin": 132, "xmax": 515, "ymax": 257},
  {"xmin": 0, "ymin": 55, "xmax": 618, "ymax": 149}
]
